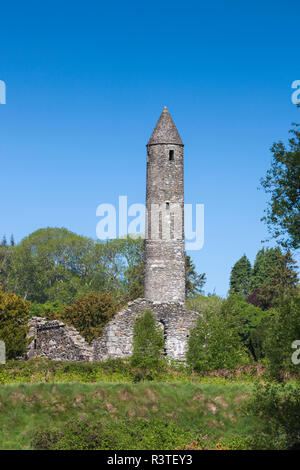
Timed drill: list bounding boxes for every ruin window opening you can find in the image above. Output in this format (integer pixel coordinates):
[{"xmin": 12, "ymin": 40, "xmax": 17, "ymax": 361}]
[
  {"xmin": 34, "ymin": 339, "xmax": 37, "ymax": 350},
  {"xmin": 169, "ymin": 150, "xmax": 174, "ymax": 161},
  {"xmin": 158, "ymin": 320, "xmax": 167, "ymax": 356},
  {"xmin": 166, "ymin": 202, "xmax": 170, "ymax": 210}
]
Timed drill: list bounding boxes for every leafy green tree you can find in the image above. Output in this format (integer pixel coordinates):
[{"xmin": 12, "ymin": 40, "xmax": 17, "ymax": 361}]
[
  {"xmin": 222, "ymin": 294, "xmax": 272, "ymax": 360},
  {"xmin": 229, "ymin": 254, "xmax": 252, "ymax": 297},
  {"xmin": 263, "ymin": 294, "xmax": 300, "ymax": 381},
  {"xmin": 185, "ymin": 255, "xmax": 206, "ymax": 297},
  {"xmin": 0, "ymin": 243, "xmax": 13, "ymax": 292},
  {"xmin": 130, "ymin": 309, "xmax": 164, "ymax": 371},
  {"xmin": 10, "ymin": 228, "xmax": 104, "ymax": 303},
  {"xmin": 29, "ymin": 300, "xmax": 63, "ymax": 318},
  {"xmin": 0, "ymin": 288, "xmax": 30, "ymax": 359},
  {"xmin": 261, "ymin": 124, "xmax": 300, "ymax": 250},
  {"xmin": 187, "ymin": 301, "xmax": 249, "ymax": 371}
]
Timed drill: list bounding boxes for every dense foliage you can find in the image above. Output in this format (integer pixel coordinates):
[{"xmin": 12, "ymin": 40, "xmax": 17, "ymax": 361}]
[
  {"xmin": 187, "ymin": 297, "xmax": 249, "ymax": 371},
  {"xmin": 58, "ymin": 292, "xmax": 119, "ymax": 343},
  {"xmin": 261, "ymin": 124, "xmax": 300, "ymax": 250},
  {"xmin": 246, "ymin": 382, "xmax": 300, "ymax": 449},
  {"xmin": 0, "ymin": 228, "xmax": 205, "ymax": 305},
  {"xmin": 229, "ymin": 254, "xmax": 252, "ymax": 297},
  {"xmin": 0, "ymin": 288, "xmax": 30, "ymax": 359},
  {"xmin": 263, "ymin": 293, "xmax": 300, "ymax": 380},
  {"xmin": 229, "ymin": 247, "xmax": 298, "ymax": 310},
  {"xmin": 185, "ymin": 255, "xmax": 206, "ymax": 297},
  {"xmin": 131, "ymin": 310, "xmax": 165, "ymax": 372}
]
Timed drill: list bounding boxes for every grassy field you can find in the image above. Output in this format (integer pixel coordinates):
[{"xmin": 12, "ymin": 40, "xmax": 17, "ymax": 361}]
[
  {"xmin": 0, "ymin": 359, "xmax": 266, "ymax": 450},
  {"xmin": 0, "ymin": 381, "xmax": 255, "ymax": 450}
]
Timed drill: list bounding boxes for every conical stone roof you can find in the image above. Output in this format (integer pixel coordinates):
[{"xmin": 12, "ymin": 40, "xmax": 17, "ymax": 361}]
[{"xmin": 147, "ymin": 106, "xmax": 183, "ymax": 145}]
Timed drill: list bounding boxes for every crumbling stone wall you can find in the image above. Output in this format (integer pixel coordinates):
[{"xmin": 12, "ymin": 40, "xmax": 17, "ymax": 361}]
[
  {"xmin": 27, "ymin": 317, "xmax": 93, "ymax": 362},
  {"xmin": 92, "ymin": 298, "xmax": 199, "ymax": 361},
  {"xmin": 26, "ymin": 299, "xmax": 200, "ymax": 362}
]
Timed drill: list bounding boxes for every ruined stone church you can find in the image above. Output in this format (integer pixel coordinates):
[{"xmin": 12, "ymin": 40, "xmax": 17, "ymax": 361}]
[{"xmin": 27, "ymin": 107, "xmax": 199, "ymax": 362}]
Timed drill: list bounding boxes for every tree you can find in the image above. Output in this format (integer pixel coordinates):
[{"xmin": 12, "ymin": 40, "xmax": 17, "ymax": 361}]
[
  {"xmin": 0, "ymin": 288, "xmax": 30, "ymax": 359},
  {"xmin": 10, "ymin": 228, "xmax": 105, "ymax": 304},
  {"xmin": 229, "ymin": 254, "xmax": 252, "ymax": 297},
  {"xmin": 0, "ymin": 243, "xmax": 13, "ymax": 292},
  {"xmin": 250, "ymin": 247, "xmax": 282, "ymax": 291},
  {"xmin": 247, "ymin": 249, "xmax": 298, "ymax": 309},
  {"xmin": 130, "ymin": 309, "xmax": 164, "ymax": 371},
  {"xmin": 10, "ymin": 235, "xmax": 15, "ymax": 247},
  {"xmin": 223, "ymin": 294, "xmax": 272, "ymax": 361},
  {"xmin": 263, "ymin": 294, "xmax": 300, "ymax": 381},
  {"xmin": 185, "ymin": 255, "xmax": 206, "ymax": 297},
  {"xmin": 1, "ymin": 236, "xmax": 7, "ymax": 247},
  {"xmin": 270, "ymin": 250, "xmax": 299, "ymax": 298},
  {"xmin": 59, "ymin": 292, "xmax": 118, "ymax": 342},
  {"xmin": 261, "ymin": 124, "xmax": 300, "ymax": 250},
  {"xmin": 187, "ymin": 300, "xmax": 249, "ymax": 371}
]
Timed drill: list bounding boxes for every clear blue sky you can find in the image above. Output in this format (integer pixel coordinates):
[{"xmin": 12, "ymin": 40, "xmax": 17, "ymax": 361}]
[{"xmin": 0, "ymin": 1, "xmax": 299, "ymax": 296}]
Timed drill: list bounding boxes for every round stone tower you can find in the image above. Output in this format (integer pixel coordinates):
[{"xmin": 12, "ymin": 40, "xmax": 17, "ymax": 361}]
[{"xmin": 144, "ymin": 107, "xmax": 185, "ymax": 304}]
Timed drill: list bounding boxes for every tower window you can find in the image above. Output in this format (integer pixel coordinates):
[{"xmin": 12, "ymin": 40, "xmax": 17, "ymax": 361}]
[
  {"xmin": 166, "ymin": 202, "xmax": 170, "ymax": 209},
  {"xmin": 169, "ymin": 150, "xmax": 174, "ymax": 161}
]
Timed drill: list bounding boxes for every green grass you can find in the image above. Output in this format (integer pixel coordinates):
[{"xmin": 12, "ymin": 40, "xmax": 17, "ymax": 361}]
[
  {"xmin": 0, "ymin": 358, "xmax": 261, "ymax": 385},
  {"xmin": 0, "ymin": 381, "xmax": 254, "ymax": 450},
  {"xmin": 0, "ymin": 359, "xmax": 273, "ymax": 450}
]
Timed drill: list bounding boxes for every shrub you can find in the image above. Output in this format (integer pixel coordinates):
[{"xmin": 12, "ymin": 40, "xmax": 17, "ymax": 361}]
[
  {"xmin": 130, "ymin": 310, "xmax": 164, "ymax": 373},
  {"xmin": 187, "ymin": 300, "xmax": 249, "ymax": 371},
  {"xmin": 60, "ymin": 292, "xmax": 118, "ymax": 342},
  {"xmin": 32, "ymin": 418, "xmax": 194, "ymax": 450},
  {"xmin": 245, "ymin": 382, "xmax": 300, "ymax": 449},
  {"xmin": 0, "ymin": 288, "xmax": 30, "ymax": 359},
  {"xmin": 221, "ymin": 294, "xmax": 273, "ymax": 361},
  {"xmin": 263, "ymin": 294, "xmax": 300, "ymax": 380},
  {"xmin": 186, "ymin": 294, "xmax": 223, "ymax": 315},
  {"xmin": 29, "ymin": 300, "xmax": 62, "ymax": 318}
]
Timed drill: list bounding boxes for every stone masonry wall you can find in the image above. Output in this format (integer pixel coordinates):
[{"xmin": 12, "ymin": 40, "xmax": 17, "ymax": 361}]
[
  {"xmin": 27, "ymin": 317, "xmax": 93, "ymax": 362},
  {"xmin": 27, "ymin": 299, "xmax": 200, "ymax": 362},
  {"xmin": 92, "ymin": 298, "xmax": 199, "ymax": 361},
  {"xmin": 145, "ymin": 142, "xmax": 185, "ymax": 305}
]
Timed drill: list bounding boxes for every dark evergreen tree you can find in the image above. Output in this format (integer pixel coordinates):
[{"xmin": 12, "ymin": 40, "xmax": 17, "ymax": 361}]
[
  {"xmin": 1, "ymin": 236, "xmax": 7, "ymax": 247},
  {"xmin": 229, "ymin": 254, "xmax": 252, "ymax": 297},
  {"xmin": 247, "ymin": 249, "xmax": 298, "ymax": 309},
  {"xmin": 10, "ymin": 235, "xmax": 15, "ymax": 247},
  {"xmin": 251, "ymin": 247, "xmax": 282, "ymax": 291},
  {"xmin": 185, "ymin": 255, "xmax": 206, "ymax": 297}
]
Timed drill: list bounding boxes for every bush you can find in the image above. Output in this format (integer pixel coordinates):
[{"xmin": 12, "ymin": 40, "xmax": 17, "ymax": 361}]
[
  {"xmin": 187, "ymin": 300, "xmax": 249, "ymax": 371},
  {"xmin": 186, "ymin": 294, "xmax": 223, "ymax": 315},
  {"xmin": 0, "ymin": 288, "xmax": 30, "ymax": 359},
  {"xmin": 222, "ymin": 295, "xmax": 273, "ymax": 361},
  {"xmin": 263, "ymin": 294, "xmax": 300, "ymax": 380},
  {"xmin": 32, "ymin": 418, "xmax": 194, "ymax": 450},
  {"xmin": 245, "ymin": 382, "xmax": 300, "ymax": 449},
  {"xmin": 130, "ymin": 310, "xmax": 164, "ymax": 373},
  {"xmin": 60, "ymin": 292, "xmax": 118, "ymax": 342},
  {"xmin": 29, "ymin": 300, "xmax": 62, "ymax": 318}
]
